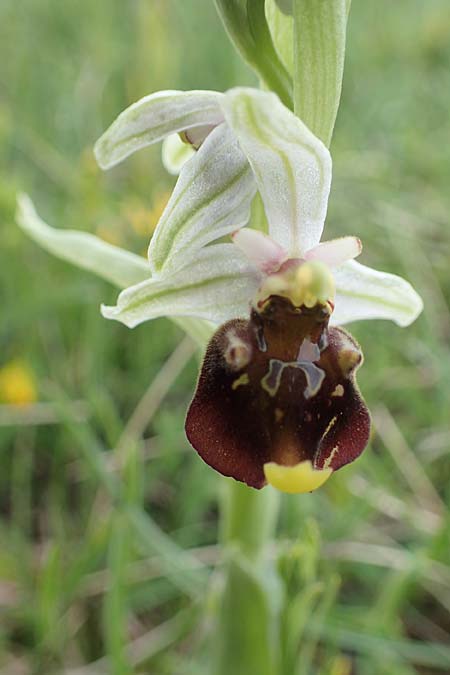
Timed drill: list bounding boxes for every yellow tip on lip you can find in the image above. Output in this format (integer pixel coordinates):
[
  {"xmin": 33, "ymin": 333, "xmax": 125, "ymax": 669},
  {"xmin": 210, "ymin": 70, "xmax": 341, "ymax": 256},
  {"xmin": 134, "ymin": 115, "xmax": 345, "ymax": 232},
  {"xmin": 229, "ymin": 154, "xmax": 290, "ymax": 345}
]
[{"xmin": 263, "ymin": 460, "xmax": 332, "ymax": 494}]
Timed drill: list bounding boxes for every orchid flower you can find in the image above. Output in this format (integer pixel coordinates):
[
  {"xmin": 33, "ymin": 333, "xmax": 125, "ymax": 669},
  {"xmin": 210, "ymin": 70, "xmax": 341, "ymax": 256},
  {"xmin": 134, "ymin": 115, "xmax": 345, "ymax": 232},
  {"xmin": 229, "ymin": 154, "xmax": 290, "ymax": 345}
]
[{"xmin": 17, "ymin": 87, "xmax": 423, "ymax": 494}]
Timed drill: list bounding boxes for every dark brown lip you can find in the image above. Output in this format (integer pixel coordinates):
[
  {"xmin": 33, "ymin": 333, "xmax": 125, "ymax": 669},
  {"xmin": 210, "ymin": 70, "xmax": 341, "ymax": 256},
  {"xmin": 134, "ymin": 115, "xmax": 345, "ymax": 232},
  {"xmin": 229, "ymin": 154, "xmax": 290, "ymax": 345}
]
[{"xmin": 185, "ymin": 293, "xmax": 370, "ymax": 489}]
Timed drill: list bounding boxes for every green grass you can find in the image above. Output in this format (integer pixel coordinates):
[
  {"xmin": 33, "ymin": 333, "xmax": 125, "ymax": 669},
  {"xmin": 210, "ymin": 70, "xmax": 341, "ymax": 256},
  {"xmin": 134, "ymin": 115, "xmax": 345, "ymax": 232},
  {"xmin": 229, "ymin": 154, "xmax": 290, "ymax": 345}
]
[{"xmin": 1, "ymin": 0, "xmax": 450, "ymax": 672}]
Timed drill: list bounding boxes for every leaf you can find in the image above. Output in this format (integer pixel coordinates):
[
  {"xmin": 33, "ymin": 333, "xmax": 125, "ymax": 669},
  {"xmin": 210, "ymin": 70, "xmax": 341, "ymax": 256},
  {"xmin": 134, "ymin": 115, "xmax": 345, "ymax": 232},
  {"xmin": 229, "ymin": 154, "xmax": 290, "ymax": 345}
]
[
  {"xmin": 332, "ymin": 260, "xmax": 424, "ymax": 327},
  {"xmin": 103, "ymin": 515, "xmax": 133, "ymax": 675},
  {"xmin": 102, "ymin": 244, "xmax": 260, "ymax": 328},
  {"xmin": 305, "ymin": 619, "xmax": 450, "ymax": 670},
  {"xmin": 127, "ymin": 506, "xmax": 208, "ymax": 598},
  {"xmin": 222, "ymin": 87, "xmax": 332, "ymax": 256},
  {"xmin": 148, "ymin": 123, "xmax": 256, "ymax": 274},
  {"xmin": 214, "ymin": 0, "xmax": 292, "ymax": 108},
  {"xmin": 94, "ymin": 90, "xmax": 224, "ymax": 169},
  {"xmin": 16, "ymin": 194, "xmax": 150, "ymax": 288}
]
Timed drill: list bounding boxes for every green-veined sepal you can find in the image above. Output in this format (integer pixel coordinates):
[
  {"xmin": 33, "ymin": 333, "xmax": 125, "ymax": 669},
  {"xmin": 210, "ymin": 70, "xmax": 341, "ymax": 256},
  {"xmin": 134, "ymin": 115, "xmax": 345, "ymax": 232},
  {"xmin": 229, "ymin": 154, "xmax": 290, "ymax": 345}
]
[
  {"xmin": 332, "ymin": 260, "xmax": 423, "ymax": 327},
  {"xmin": 148, "ymin": 123, "xmax": 256, "ymax": 275},
  {"xmin": 16, "ymin": 194, "xmax": 150, "ymax": 289},
  {"xmin": 102, "ymin": 244, "xmax": 260, "ymax": 328},
  {"xmin": 94, "ymin": 90, "xmax": 224, "ymax": 169},
  {"xmin": 222, "ymin": 88, "xmax": 332, "ymax": 257}
]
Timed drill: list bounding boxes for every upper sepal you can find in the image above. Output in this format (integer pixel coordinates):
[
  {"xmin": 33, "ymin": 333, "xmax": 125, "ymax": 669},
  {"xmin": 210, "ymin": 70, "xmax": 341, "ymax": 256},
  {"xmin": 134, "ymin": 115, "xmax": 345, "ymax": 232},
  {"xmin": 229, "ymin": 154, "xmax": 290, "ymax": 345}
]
[{"xmin": 222, "ymin": 88, "xmax": 332, "ymax": 256}]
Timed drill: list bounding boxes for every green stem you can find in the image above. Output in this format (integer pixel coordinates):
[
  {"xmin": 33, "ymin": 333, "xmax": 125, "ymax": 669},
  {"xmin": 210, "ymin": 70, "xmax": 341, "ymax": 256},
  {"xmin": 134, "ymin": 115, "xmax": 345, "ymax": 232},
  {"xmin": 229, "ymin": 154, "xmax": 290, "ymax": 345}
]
[
  {"xmin": 215, "ymin": 480, "xmax": 281, "ymax": 675},
  {"xmin": 221, "ymin": 479, "xmax": 280, "ymax": 561}
]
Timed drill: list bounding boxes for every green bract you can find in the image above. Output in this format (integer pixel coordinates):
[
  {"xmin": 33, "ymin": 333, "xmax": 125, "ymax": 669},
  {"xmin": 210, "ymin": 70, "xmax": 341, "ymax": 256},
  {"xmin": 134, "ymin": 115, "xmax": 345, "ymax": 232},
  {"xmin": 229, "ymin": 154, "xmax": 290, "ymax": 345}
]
[
  {"xmin": 17, "ymin": 87, "xmax": 423, "ymax": 333},
  {"xmin": 293, "ymin": 0, "xmax": 348, "ymax": 146},
  {"xmin": 274, "ymin": 0, "xmax": 292, "ymax": 15},
  {"xmin": 214, "ymin": 0, "xmax": 293, "ymax": 108}
]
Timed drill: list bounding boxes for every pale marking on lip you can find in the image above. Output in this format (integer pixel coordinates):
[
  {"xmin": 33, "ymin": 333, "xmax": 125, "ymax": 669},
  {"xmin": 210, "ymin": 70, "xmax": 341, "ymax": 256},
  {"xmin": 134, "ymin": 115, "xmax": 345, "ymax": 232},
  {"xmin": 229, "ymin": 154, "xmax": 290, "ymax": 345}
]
[
  {"xmin": 261, "ymin": 358, "xmax": 325, "ymax": 399},
  {"xmin": 322, "ymin": 445, "xmax": 340, "ymax": 470},
  {"xmin": 297, "ymin": 338, "xmax": 321, "ymax": 362},
  {"xmin": 224, "ymin": 329, "xmax": 252, "ymax": 370},
  {"xmin": 261, "ymin": 359, "xmax": 284, "ymax": 397},
  {"xmin": 275, "ymin": 408, "xmax": 284, "ymax": 422},
  {"xmin": 255, "ymin": 324, "xmax": 268, "ymax": 352},
  {"xmin": 319, "ymin": 416, "xmax": 340, "ymax": 470},
  {"xmin": 322, "ymin": 415, "xmax": 338, "ymax": 439},
  {"xmin": 232, "ymin": 373, "xmax": 250, "ymax": 390}
]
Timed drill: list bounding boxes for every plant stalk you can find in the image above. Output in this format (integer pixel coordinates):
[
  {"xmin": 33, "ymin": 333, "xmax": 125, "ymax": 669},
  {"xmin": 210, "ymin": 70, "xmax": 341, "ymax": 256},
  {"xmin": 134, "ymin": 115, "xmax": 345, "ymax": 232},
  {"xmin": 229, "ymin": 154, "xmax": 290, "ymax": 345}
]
[{"xmin": 214, "ymin": 480, "xmax": 281, "ymax": 675}]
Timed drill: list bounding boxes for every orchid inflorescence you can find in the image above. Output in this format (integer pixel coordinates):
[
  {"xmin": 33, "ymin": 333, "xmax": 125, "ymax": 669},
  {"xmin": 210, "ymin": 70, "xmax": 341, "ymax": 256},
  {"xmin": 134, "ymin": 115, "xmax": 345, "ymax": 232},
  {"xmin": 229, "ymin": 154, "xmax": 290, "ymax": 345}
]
[{"xmin": 17, "ymin": 86, "xmax": 423, "ymax": 493}]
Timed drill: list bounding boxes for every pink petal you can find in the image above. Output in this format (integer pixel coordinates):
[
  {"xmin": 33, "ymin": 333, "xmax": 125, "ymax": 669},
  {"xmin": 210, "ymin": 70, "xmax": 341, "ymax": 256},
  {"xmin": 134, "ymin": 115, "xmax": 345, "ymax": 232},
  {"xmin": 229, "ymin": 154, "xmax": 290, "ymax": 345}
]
[
  {"xmin": 182, "ymin": 124, "xmax": 217, "ymax": 149},
  {"xmin": 232, "ymin": 229, "xmax": 287, "ymax": 274},
  {"xmin": 306, "ymin": 236, "xmax": 362, "ymax": 268}
]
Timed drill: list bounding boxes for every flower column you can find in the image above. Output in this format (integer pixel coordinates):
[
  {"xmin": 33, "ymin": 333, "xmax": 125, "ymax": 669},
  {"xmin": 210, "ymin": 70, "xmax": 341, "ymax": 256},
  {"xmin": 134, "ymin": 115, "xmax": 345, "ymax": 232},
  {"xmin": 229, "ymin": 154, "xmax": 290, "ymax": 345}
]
[{"xmin": 213, "ymin": 2, "xmax": 349, "ymax": 673}]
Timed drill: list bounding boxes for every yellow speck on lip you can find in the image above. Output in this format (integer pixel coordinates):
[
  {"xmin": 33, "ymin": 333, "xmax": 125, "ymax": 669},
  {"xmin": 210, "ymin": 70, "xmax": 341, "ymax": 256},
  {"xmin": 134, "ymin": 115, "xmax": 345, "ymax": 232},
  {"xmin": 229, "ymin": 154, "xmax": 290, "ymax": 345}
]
[
  {"xmin": 231, "ymin": 373, "xmax": 250, "ymax": 390},
  {"xmin": 323, "ymin": 445, "xmax": 339, "ymax": 470},
  {"xmin": 0, "ymin": 360, "xmax": 37, "ymax": 406},
  {"xmin": 263, "ymin": 459, "xmax": 332, "ymax": 494},
  {"xmin": 121, "ymin": 192, "xmax": 172, "ymax": 237},
  {"xmin": 275, "ymin": 407, "xmax": 284, "ymax": 422}
]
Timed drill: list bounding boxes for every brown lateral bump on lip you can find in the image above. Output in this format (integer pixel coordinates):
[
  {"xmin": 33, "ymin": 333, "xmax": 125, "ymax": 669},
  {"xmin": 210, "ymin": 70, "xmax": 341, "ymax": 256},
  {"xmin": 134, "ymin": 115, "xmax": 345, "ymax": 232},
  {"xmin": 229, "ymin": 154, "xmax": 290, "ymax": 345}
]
[{"xmin": 185, "ymin": 295, "xmax": 370, "ymax": 489}]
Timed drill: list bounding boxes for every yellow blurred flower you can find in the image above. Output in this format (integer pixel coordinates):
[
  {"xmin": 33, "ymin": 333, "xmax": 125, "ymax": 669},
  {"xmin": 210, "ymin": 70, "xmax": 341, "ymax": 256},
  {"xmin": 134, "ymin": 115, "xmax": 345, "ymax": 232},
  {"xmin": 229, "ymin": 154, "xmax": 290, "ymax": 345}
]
[
  {"xmin": 0, "ymin": 360, "xmax": 37, "ymax": 406},
  {"xmin": 329, "ymin": 654, "xmax": 353, "ymax": 675},
  {"xmin": 95, "ymin": 224, "xmax": 124, "ymax": 247},
  {"xmin": 421, "ymin": 11, "xmax": 450, "ymax": 61},
  {"xmin": 122, "ymin": 192, "xmax": 172, "ymax": 237},
  {"xmin": 79, "ymin": 146, "xmax": 100, "ymax": 176}
]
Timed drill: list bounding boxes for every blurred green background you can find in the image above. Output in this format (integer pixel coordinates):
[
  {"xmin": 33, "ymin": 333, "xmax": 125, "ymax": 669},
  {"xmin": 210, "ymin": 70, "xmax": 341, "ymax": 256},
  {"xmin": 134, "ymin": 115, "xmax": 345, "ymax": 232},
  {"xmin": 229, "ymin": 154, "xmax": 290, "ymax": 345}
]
[{"xmin": 1, "ymin": 1, "xmax": 450, "ymax": 673}]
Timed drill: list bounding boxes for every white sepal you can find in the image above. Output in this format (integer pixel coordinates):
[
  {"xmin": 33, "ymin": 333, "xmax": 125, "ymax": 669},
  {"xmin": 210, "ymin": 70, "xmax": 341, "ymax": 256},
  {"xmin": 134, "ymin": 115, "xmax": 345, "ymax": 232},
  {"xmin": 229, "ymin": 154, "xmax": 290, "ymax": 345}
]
[
  {"xmin": 149, "ymin": 124, "xmax": 256, "ymax": 275},
  {"xmin": 94, "ymin": 90, "xmax": 224, "ymax": 169},
  {"xmin": 221, "ymin": 87, "xmax": 332, "ymax": 256},
  {"xmin": 102, "ymin": 244, "xmax": 260, "ymax": 328},
  {"xmin": 16, "ymin": 194, "xmax": 150, "ymax": 289},
  {"xmin": 332, "ymin": 260, "xmax": 424, "ymax": 327}
]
